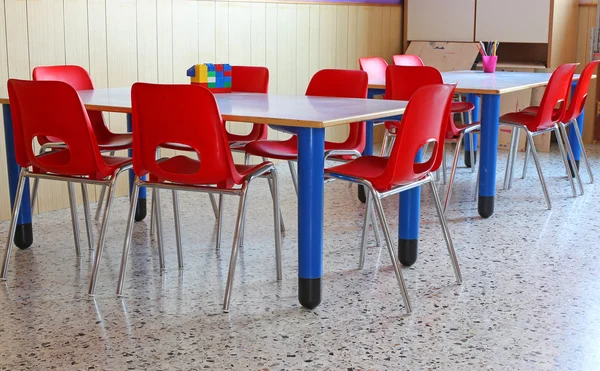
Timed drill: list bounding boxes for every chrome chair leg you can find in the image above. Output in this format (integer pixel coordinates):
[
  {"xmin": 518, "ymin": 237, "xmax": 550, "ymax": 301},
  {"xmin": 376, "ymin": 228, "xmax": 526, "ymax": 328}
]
[
  {"xmin": 154, "ymin": 189, "xmax": 166, "ymax": 270},
  {"xmin": 466, "ymin": 110, "xmax": 476, "ymax": 173},
  {"xmin": 572, "ymin": 118, "xmax": 594, "ymax": 183},
  {"xmin": 380, "ymin": 131, "xmax": 390, "ymax": 157},
  {"xmin": 441, "ymin": 145, "xmax": 448, "ymax": 185},
  {"xmin": 508, "ymin": 129, "xmax": 520, "ymax": 190},
  {"xmin": 368, "ymin": 187, "xmax": 412, "ymax": 314},
  {"xmin": 429, "ymin": 179, "xmax": 462, "ymax": 284},
  {"xmin": 504, "ymin": 128, "xmax": 517, "ymax": 190},
  {"xmin": 67, "ymin": 182, "xmax": 82, "ymax": 257},
  {"xmin": 1, "ymin": 169, "xmax": 27, "ymax": 280},
  {"xmin": 30, "ymin": 178, "xmax": 39, "ymax": 212},
  {"xmin": 554, "ymin": 125, "xmax": 578, "ymax": 197},
  {"xmin": 88, "ymin": 176, "xmax": 118, "ymax": 296},
  {"xmin": 269, "ymin": 169, "xmax": 283, "ymax": 281},
  {"xmin": 172, "ymin": 190, "xmax": 184, "ymax": 269},
  {"xmin": 94, "ymin": 151, "xmax": 115, "ymax": 221},
  {"xmin": 265, "ymin": 158, "xmax": 285, "ymax": 234},
  {"xmin": 223, "ymin": 186, "xmax": 250, "ymax": 312},
  {"xmin": 359, "ymin": 192, "xmax": 372, "ymax": 269},
  {"xmin": 370, "ymin": 202, "xmax": 381, "ymax": 247},
  {"xmin": 288, "ymin": 160, "xmax": 299, "ymax": 196},
  {"xmin": 216, "ymin": 194, "xmax": 225, "ymax": 250},
  {"xmin": 559, "ymin": 123, "xmax": 584, "ymax": 195},
  {"xmin": 150, "ymin": 190, "xmax": 155, "ymax": 236},
  {"xmin": 526, "ymin": 132, "xmax": 552, "ymax": 209},
  {"xmin": 81, "ymin": 184, "xmax": 94, "ymax": 251},
  {"xmin": 244, "ymin": 152, "xmax": 251, "ymax": 165},
  {"xmin": 522, "ymin": 140, "xmax": 531, "ymax": 179},
  {"xmin": 209, "ymin": 194, "xmax": 219, "ymax": 219},
  {"xmin": 444, "ymin": 134, "xmax": 463, "ymax": 214},
  {"xmin": 469, "ymin": 132, "xmax": 476, "ymax": 174},
  {"xmin": 117, "ymin": 179, "xmax": 141, "ymax": 296}
]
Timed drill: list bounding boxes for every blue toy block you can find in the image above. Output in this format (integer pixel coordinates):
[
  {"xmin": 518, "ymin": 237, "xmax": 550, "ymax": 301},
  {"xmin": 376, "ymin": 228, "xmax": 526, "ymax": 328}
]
[{"xmin": 186, "ymin": 66, "xmax": 196, "ymax": 77}]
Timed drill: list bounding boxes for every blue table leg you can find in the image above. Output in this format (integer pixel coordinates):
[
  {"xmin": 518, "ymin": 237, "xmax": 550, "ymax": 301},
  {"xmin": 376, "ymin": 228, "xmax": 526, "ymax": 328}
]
[
  {"xmin": 3, "ymin": 104, "xmax": 33, "ymax": 249},
  {"xmin": 464, "ymin": 93, "xmax": 480, "ymax": 168},
  {"xmin": 297, "ymin": 127, "xmax": 325, "ymax": 309},
  {"xmin": 478, "ymin": 94, "xmax": 501, "ymax": 218},
  {"xmin": 398, "ymin": 149, "xmax": 422, "ymax": 266},
  {"xmin": 568, "ymin": 83, "xmax": 583, "ymax": 171},
  {"xmin": 126, "ymin": 113, "xmax": 146, "ymax": 221}
]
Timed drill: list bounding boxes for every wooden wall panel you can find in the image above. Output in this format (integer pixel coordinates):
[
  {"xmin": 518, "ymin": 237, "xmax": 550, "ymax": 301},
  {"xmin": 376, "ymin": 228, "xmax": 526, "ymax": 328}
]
[
  {"xmin": 0, "ymin": 0, "xmax": 10, "ymax": 220},
  {"xmin": 27, "ymin": 0, "xmax": 70, "ymax": 213},
  {"xmin": 0, "ymin": 2, "xmax": 404, "ymax": 219},
  {"xmin": 575, "ymin": 4, "xmax": 598, "ymax": 144}
]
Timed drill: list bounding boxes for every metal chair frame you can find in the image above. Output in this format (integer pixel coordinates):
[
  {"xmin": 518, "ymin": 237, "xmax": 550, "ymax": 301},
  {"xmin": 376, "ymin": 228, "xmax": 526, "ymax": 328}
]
[{"xmin": 117, "ymin": 162, "xmax": 282, "ymax": 313}]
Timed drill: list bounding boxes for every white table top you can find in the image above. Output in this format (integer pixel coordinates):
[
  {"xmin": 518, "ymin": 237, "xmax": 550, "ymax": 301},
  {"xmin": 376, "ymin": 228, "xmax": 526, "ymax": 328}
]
[
  {"xmin": 0, "ymin": 87, "xmax": 407, "ymax": 129},
  {"xmin": 368, "ymin": 70, "xmax": 584, "ymax": 95}
]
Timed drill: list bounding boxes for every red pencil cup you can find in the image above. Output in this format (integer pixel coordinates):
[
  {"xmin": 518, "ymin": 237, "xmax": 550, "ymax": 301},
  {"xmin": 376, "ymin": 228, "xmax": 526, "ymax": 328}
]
[{"xmin": 482, "ymin": 56, "xmax": 498, "ymax": 73}]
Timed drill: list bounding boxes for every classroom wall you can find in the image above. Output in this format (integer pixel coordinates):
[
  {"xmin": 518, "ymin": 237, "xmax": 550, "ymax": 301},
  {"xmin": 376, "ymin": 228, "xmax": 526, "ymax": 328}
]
[
  {"xmin": 0, "ymin": 0, "xmax": 403, "ymax": 221},
  {"xmin": 576, "ymin": 2, "xmax": 599, "ymax": 144}
]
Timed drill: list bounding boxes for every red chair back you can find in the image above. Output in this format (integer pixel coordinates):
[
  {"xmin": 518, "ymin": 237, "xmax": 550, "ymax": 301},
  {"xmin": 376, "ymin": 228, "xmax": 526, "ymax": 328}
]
[
  {"xmin": 377, "ymin": 84, "xmax": 456, "ymax": 187},
  {"xmin": 563, "ymin": 60, "xmax": 600, "ymax": 123},
  {"xmin": 7, "ymin": 79, "xmax": 110, "ymax": 177},
  {"xmin": 530, "ymin": 63, "xmax": 578, "ymax": 131},
  {"xmin": 306, "ymin": 69, "xmax": 368, "ymax": 151},
  {"xmin": 131, "ymin": 83, "xmax": 241, "ymax": 187},
  {"xmin": 359, "ymin": 57, "xmax": 388, "ymax": 84},
  {"xmin": 392, "ymin": 54, "xmax": 424, "ymax": 67},
  {"xmin": 230, "ymin": 66, "xmax": 269, "ymax": 141},
  {"xmin": 385, "ymin": 65, "xmax": 442, "ymax": 101},
  {"xmin": 32, "ymin": 65, "xmax": 112, "ymax": 145},
  {"xmin": 385, "ymin": 65, "xmax": 461, "ymax": 139}
]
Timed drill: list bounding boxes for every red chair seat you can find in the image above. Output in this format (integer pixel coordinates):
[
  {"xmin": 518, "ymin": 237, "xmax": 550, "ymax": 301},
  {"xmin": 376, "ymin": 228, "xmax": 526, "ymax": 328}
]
[
  {"xmin": 156, "ymin": 155, "xmax": 266, "ymax": 184},
  {"xmin": 34, "ymin": 149, "xmax": 130, "ymax": 179},
  {"xmin": 520, "ymin": 105, "xmax": 563, "ymax": 122},
  {"xmin": 450, "ymin": 101, "xmax": 474, "ymax": 113},
  {"xmin": 499, "ymin": 111, "xmax": 551, "ymax": 132},
  {"xmin": 327, "ymin": 156, "xmax": 390, "ymax": 190},
  {"xmin": 96, "ymin": 133, "xmax": 132, "ymax": 151},
  {"xmin": 245, "ymin": 135, "xmax": 365, "ymax": 161}
]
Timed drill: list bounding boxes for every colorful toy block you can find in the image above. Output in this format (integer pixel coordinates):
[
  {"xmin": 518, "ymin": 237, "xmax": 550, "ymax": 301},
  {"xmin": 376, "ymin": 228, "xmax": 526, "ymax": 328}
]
[{"xmin": 187, "ymin": 63, "xmax": 232, "ymax": 93}]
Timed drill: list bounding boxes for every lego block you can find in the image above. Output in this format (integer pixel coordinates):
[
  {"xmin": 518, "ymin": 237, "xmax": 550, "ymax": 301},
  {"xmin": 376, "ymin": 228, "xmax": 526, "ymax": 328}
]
[{"xmin": 187, "ymin": 63, "xmax": 232, "ymax": 92}]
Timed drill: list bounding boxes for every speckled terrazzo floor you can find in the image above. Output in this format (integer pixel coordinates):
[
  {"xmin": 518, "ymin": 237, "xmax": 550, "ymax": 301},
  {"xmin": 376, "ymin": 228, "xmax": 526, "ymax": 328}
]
[{"xmin": 1, "ymin": 144, "xmax": 600, "ymax": 370}]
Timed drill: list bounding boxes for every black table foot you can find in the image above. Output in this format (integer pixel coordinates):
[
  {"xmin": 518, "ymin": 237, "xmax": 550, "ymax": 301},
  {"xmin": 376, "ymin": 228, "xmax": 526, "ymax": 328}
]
[
  {"xmin": 299, "ymin": 277, "xmax": 321, "ymax": 309},
  {"xmin": 478, "ymin": 196, "xmax": 494, "ymax": 219},
  {"xmin": 358, "ymin": 185, "xmax": 366, "ymax": 203},
  {"xmin": 134, "ymin": 198, "xmax": 147, "ymax": 222},
  {"xmin": 398, "ymin": 238, "xmax": 417, "ymax": 267},
  {"xmin": 14, "ymin": 223, "xmax": 33, "ymax": 249},
  {"xmin": 464, "ymin": 149, "xmax": 477, "ymax": 168}
]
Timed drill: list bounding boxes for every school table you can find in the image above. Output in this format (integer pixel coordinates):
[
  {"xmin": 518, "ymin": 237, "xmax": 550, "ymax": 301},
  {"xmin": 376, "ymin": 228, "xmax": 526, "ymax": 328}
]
[
  {"xmin": 366, "ymin": 70, "xmax": 586, "ymax": 267},
  {"xmin": 1, "ymin": 88, "xmax": 407, "ymax": 309}
]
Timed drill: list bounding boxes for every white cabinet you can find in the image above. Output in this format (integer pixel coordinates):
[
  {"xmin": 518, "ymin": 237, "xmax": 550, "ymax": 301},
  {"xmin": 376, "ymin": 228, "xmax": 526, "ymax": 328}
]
[
  {"xmin": 475, "ymin": 0, "xmax": 550, "ymax": 43},
  {"xmin": 406, "ymin": 0, "xmax": 475, "ymax": 42}
]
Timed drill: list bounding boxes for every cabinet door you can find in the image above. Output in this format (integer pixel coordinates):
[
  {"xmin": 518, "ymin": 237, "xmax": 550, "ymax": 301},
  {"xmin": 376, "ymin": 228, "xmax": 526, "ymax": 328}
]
[
  {"xmin": 407, "ymin": 0, "xmax": 475, "ymax": 42},
  {"xmin": 476, "ymin": 0, "xmax": 550, "ymax": 43}
]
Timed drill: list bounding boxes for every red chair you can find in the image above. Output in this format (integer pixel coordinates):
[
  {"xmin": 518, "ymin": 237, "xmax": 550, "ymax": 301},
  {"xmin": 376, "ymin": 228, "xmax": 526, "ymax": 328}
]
[
  {"xmin": 119, "ymin": 83, "xmax": 282, "ymax": 312},
  {"xmin": 499, "ymin": 63, "xmax": 579, "ymax": 209},
  {"xmin": 324, "ymin": 84, "xmax": 462, "ymax": 314},
  {"xmin": 31, "ymin": 65, "xmax": 132, "ymax": 222},
  {"xmin": 244, "ymin": 69, "xmax": 369, "ymax": 194},
  {"xmin": 392, "ymin": 54, "xmax": 424, "ymax": 66},
  {"xmin": 380, "ymin": 66, "xmax": 480, "ymax": 212},
  {"xmin": 148, "ymin": 66, "xmax": 272, "ymax": 238},
  {"xmin": 1, "ymin": 79, "xmax": 132, "ymax": 295},
  {"xmin": 505, "ymin": 60, "xmax": 598, "ymax": 187},
  {"xmin": 228, "ymin": 66, "xmax": 269, "ymax": 158}
]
